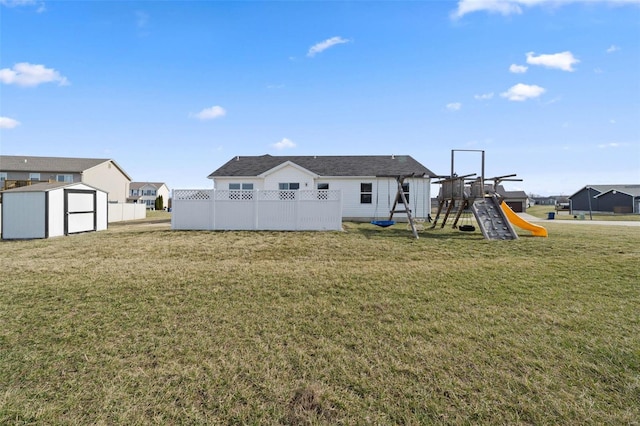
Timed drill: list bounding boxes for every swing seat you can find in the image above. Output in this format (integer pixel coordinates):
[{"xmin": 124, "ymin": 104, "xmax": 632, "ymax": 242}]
[{"xmin": 371, "ymin": 220, "xmax": 395, "ymax": 228}]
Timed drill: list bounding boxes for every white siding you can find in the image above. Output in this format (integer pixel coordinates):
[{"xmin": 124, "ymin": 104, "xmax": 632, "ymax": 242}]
[
  {"xmin": 319, "ymin": 177, "xmax": 431, "ymax": 220},
  {"xmin": 263, "ymin": 165, "xmax": 315, "ymax": 190},
  {"xmin": 2, "ymin": 192, "xmax": 46, "ymax": 239},
  {"xmin": 48, "ymin": 188, "xmax": 65, "ymax": 237},
  {"xmin": 212, "ymin": 175, "xmax": 432, "ymax": 221}
]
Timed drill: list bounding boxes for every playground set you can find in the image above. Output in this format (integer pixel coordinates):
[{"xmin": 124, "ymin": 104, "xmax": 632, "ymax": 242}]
[{"xmin": 371, "ymin": 149, "xmax": 548, "ymax": 240}]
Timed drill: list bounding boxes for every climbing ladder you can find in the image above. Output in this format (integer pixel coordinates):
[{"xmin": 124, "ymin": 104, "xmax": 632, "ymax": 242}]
[{"xmin": 471, "ymin": 195, "xmax": 518, "ymax": 240}]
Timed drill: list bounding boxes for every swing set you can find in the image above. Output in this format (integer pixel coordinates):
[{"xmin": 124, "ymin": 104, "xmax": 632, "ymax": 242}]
[{"xmin": 370, "ymin": 174, "xmax": 423, "ymax": 239}]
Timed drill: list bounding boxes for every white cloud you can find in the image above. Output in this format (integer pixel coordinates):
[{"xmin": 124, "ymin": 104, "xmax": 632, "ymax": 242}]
[
  {"xmin": 606, "ymin": 44, "xmax": 621, "ymax": 53},
  {"xmin": 0, "ymin": 62, "xmax": 69, "ymax": 87},
  {"xmin": 598, "ymin": 142, "xmax": 629, "ymax": 148},
  {"xmin": 307, "ymin": 36, "xmax": 350, "ymax": 57},
  {"xmin": 446, "ymin": 102, "xmax": 462, "ymax": 111},
  {"xmin": 0, "ymin": 116, "xmax": 21, "ymax": 129},
  {"xmin": 526, "ymin": 51, "xmax": 580, "ymax": 72},
  {"xmin": 474, "ymin": 92, "xmax": 494, "ymax": 100},
  {"xmin": 136, "ymin": 11, "xmax": 149, "ymax": 28},
  {"xmin": 509, "ymin": 64, "xmax": 528, "ymax": 73},
  {"xmin": 272, "ymin": 138, "xmax": 296, "ymax": 150},
  {"xmin": 501, "ymin": 83, "xmax": 545, "ymax": 101},
  {"xmin": 452, "ymin": 1, "xmax": 640, "ymax": 19},
  {"xmin": 193, "ymin": 106, "xmax": 226, "ymax": 120}
]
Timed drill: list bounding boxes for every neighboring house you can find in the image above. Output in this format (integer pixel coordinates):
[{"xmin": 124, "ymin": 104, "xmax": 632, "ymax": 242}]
[
  {"xmin": 569, "ymin": 184, "xmax": 640, "ymax": 214},
  {"xmin": 208, "ymin": 154, "xmax": 436, "ymax": 221},
  {"xmin": 531, "ymin": 196, "xmax": 558, "ymax": 206},
  {"xmin": 495, "ymin": 185, "xmax": 529, "ymax": 213},
  {"xmin": 0, "ymin": 155, "xmax": 131, "ymax": 203},
  {"xmin": 127, "ymin": 182, "xmax": 170, "ymax": 209}
]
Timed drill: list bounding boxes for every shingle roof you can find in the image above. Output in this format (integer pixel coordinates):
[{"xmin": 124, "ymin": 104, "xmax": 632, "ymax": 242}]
[
  {"xmin": 570, "ymin": 184, "xmax": 640, "ymax": 198},
  {"xmin": 208, "ymin": 155, "xmax": 436, "ymax": 178},
  {"xmin": 496, "ymin": 185, "xmax": 528, "ymax": 198},
  {"xmin": 0, "ymin": 155, "xmax": 131, "ymax": 180},
  {"xmin": 130, "ymin": 182, "xmax": 167, "ymax": 190}
]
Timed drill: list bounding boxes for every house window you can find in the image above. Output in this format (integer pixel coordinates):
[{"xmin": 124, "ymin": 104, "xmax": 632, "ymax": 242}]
[
  {"xmin": 229, "ymin": 183, "xmax": 254, "ymax": 200},
  {"xmin": 57, "ymin": 174, "xmax": 73, "ymax": 183},
  {"xmin": 317, "ymin": 183, "xmax": 329, "ymax": 200},
  {"xmin": 397, "ymin": 183, "xmax": 410, "ymax": 204},
  {"xmin": 29, "ymin": 173, "xmax": 40, "ymax": 181},
  {"xmin": 143, "ymin": 189, "xmax": 156, "ymax": 196},
  {"xmin": 279, "ymin": 182, "xmax": 299, "ymax": 200},
  {"xmin": 360, "ymin": 183, "xmax": 372, "ymax": 204},
  {"xmin": 0, "ymin": 172, "xmax": 6, "ymax": 181}
]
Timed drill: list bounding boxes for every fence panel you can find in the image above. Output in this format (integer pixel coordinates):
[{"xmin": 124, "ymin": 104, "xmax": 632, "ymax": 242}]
[
  {"xmin": 171, "ymin": 189, "xmax": 342, "ymax": 231},
  {"xmin": 108, "ymin": 203, "xmax": 147, "ymax": 223}
]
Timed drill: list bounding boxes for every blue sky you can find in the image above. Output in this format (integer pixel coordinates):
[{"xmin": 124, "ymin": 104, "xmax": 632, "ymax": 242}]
[{"xmin": 1, "ymin": 0, "xmax": 638, "ymax": 195}]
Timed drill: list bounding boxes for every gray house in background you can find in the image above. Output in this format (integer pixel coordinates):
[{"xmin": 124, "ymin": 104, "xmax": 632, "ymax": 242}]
[{"xmin": 569, "ymin": 185, "xmax": 640, "ymax": 214}]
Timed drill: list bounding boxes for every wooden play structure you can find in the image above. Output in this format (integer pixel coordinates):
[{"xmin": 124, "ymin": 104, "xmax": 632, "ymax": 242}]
[{"xmin": 431, "ymin": 150, "xmax": 547, "ymax": 240}]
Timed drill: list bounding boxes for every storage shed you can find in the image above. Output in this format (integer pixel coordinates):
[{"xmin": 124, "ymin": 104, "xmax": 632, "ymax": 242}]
[{"xmin": 1, "ymin": 182, "xmax": 108, "ymax": 240}]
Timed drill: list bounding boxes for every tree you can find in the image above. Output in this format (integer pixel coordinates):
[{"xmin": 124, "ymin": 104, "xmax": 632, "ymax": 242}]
[{"xmin": 155, "ymin": 195, "xmax": 164, "ymax": 210}]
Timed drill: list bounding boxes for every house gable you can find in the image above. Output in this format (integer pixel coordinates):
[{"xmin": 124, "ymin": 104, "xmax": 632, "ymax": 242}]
[{"xmin": 258, "ymin": 161, "xmax": 319, "ymax": 179}]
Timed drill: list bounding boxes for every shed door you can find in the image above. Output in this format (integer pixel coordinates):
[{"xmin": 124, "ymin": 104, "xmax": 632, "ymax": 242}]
[{"xmin": 65, "ymin": 189, "xmax": 96, "ymax": 235}]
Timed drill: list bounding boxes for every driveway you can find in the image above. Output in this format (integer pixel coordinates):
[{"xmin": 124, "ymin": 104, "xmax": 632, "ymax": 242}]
[{"xmin": 518, "ymin": 212, "xmax": 640, "ymax": 227}]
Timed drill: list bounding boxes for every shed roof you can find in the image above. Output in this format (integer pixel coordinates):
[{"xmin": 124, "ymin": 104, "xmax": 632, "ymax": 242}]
[
  {"xmin": 0, "ymin": 181, "xmax": 103, "ymax": 193},
  {"xmin": 208, "ymin": 155, "xmax": 436, "ymax": 178},
  {"xmin": 0, "ymin": 155, "xmax": 131, "ymax": 180}
]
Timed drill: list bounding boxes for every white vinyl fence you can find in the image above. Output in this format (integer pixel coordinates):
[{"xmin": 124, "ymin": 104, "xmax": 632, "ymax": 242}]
[
  {"xmin": 171, "ymin": 189, "xmax": 342, "ymax": 231},
  {"xmin": 108, "ymin": 203, "xmax": 147, "ymax": 223}
]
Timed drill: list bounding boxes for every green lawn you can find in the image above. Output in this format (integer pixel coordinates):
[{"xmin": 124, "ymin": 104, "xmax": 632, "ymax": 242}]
[
  {"xmin": 1, "ymin": 221, "xmax": 639, "ymax": 424},
  {"xmin": 526, "ymin": 204, "xmax": 640, "ymax": 221}
]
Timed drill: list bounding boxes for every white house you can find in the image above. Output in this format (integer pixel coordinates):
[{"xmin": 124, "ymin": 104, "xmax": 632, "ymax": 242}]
[
  {"xmin": 207, "ymin": 155, "xmax": 436, "ymax": 221},
  {"xmin": 1, "ymin": 182, "xmax": 108, "ymax": 240},
  {"xmin": 127, "ymin": 182, "xmax": 170, "ymax": 209}
]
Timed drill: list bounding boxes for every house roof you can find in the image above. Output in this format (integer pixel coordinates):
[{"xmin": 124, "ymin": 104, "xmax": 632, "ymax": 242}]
[
  {"xmin": 495, "ymin": 185, "xmax": 528, "ymax": 199},
  {"xmin": 0, "ymin": 155, "xmax": 132, "ymax": 180},
  {"xmin": 208, "ymin": 155, "xmax": 436, "ymax": 179},
  {"xmin": 130, "ymin": 182, "xmax": 168, "ymax": 190},
  {"xmin": 0, "ymin": 181, "xmax": 103, "ymax": 193},
  {"xmin": 569, "ymin": 184, "xmax": 640, "ymax": 198}
]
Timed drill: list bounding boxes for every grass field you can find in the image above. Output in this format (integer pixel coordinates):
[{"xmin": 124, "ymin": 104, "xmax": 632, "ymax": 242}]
[
  {"xmin": 526, "ymin": 204, "xmax": 640, "ymax": 221},
  {"xmin": 1, "ymin": 217, "xmax": 639, "ymax": 424}
]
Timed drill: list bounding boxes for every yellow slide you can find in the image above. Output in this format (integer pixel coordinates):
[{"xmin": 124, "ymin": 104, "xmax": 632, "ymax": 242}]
[{"xmin": 500, "ymin": 201, "xmax": 548, "ymax": 237}]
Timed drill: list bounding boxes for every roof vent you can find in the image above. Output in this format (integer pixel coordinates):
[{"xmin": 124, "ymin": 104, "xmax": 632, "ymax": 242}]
[
  {"xmin": 236, "ymin": 156, "xmax": 240, "ymax": 161},
  {"xmin": 391, "ymin": 154, "xmax": 395, "ymax": 159}
]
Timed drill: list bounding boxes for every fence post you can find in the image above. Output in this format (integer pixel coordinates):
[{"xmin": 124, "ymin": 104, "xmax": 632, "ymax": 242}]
[{"xmin": 254, "ymin": 190, "xmax": 259, "ymax": 230}]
